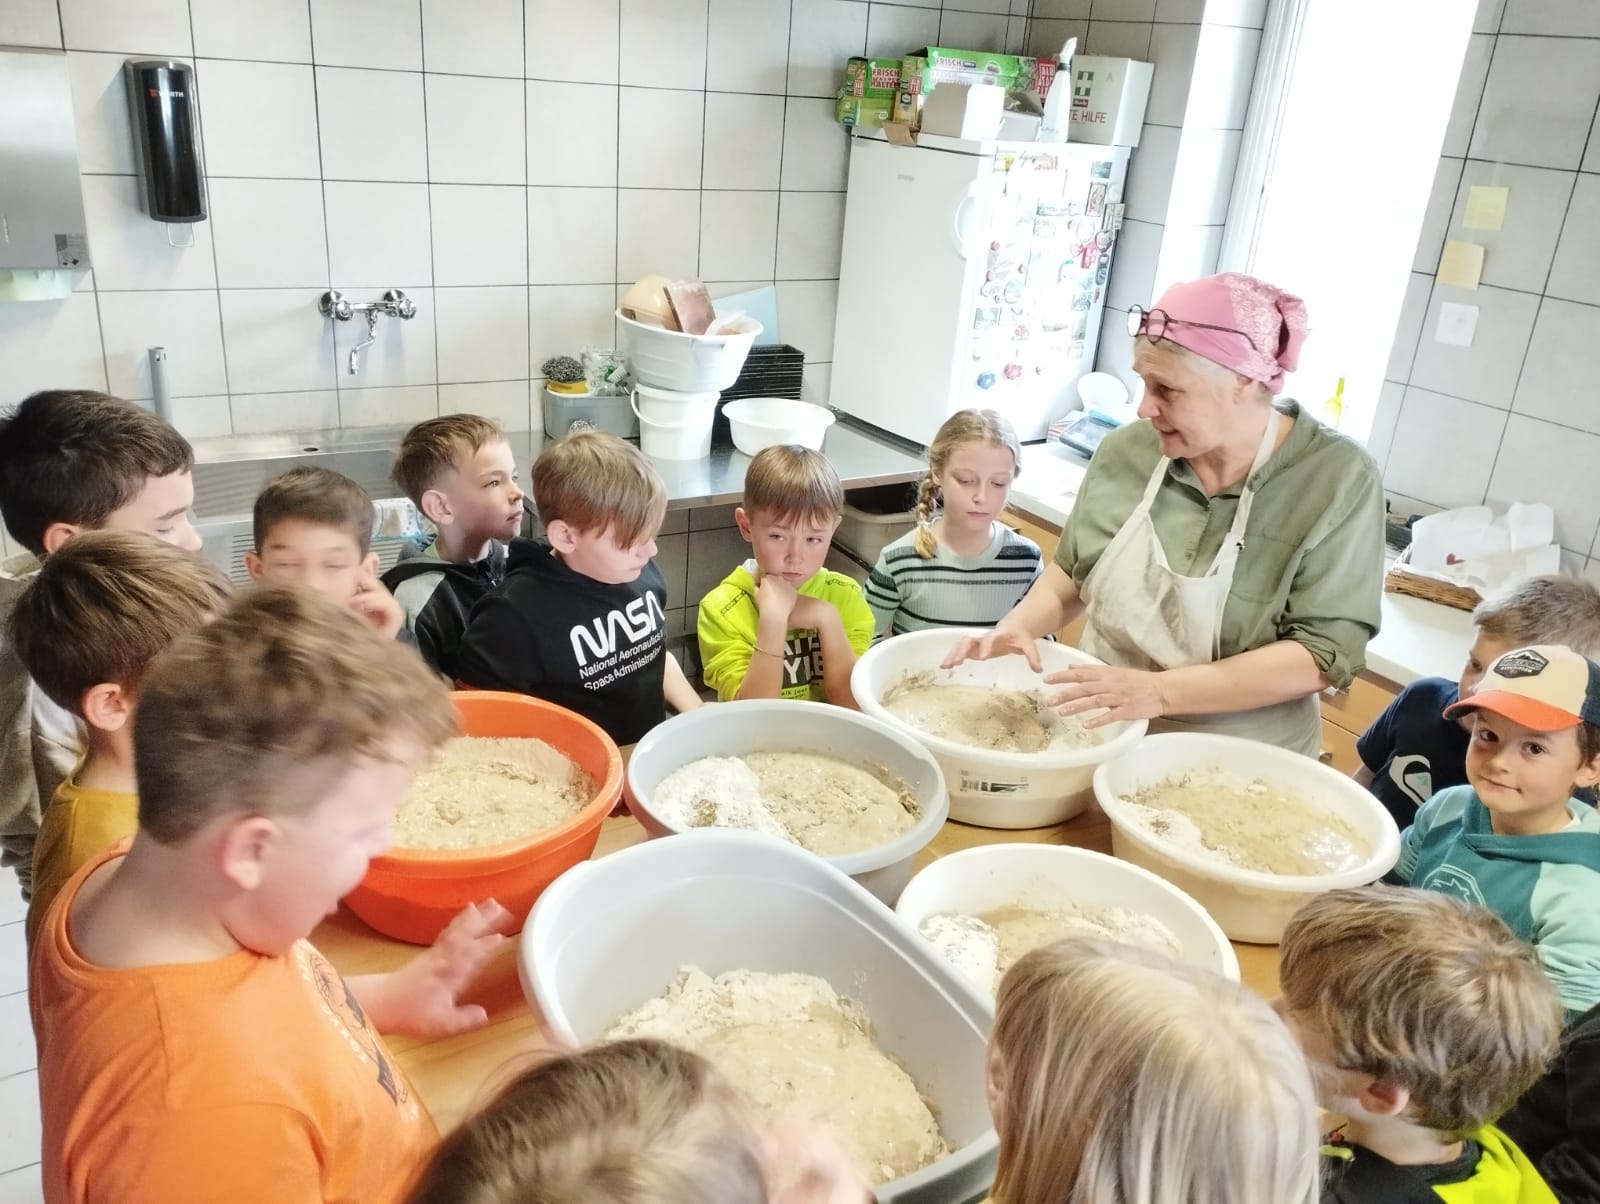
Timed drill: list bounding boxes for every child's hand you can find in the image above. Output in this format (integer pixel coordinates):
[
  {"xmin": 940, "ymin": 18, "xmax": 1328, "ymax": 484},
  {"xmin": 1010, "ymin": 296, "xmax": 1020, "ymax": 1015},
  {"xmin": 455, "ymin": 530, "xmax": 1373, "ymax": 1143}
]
[
  {"xmin": 349, "ymin": 564, "xmax": 405, "ymax": 640},
  {"xmin": 763, "ymin": 1120, "xmax": 873, "ymax": 1204},
  {"xmin": 756, "ymin": 574, "xmax": 800, "ymax": 624},
  {"xmin": 788, "ymin": 595, "xmax": 836, "ymax": 630},
  {"xmin": 367, "ymin": 900, "xmax": 515, "ymax": 1038}
]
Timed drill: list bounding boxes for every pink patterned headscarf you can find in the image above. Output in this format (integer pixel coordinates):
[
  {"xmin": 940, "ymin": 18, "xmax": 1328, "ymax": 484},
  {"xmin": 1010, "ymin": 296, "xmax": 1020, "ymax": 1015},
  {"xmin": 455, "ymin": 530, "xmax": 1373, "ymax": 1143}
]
[{"xmin": 1148, "ymin": 273, "xmax": 1309, "ymax": 395}]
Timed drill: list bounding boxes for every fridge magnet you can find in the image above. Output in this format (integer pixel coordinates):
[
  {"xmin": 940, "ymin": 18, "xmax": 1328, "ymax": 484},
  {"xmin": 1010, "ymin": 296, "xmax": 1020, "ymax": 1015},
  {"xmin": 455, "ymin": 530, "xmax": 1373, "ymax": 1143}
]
[
  {"xmin": 1003, "ymin": 278, "xmax": 1025, "ymax": 304},
  {"xmin": 1004, "ymin": 362, "xmax": 1024, "ymax": 380},
  {"xmin": 1095, "ymin": 257, "xmax": 1111, "ymax": 288},
  {"xmin": 973, "ymin": 307, "xmax": 1001, "ymax": 330},
  {"xmin": 1011, "ymin": 322, "xmax": 1031, "ymax": 341},
  {"xmin": 1070, "ymin": 313, "xmax": 1088, "ymax": 339},
  {"xmin": 976, "ymin": 371, "xmax": 997, "ymax": 389},
  {"xmin": 1086, "ymin": 182, "xmax": 1107, "ymax": 216},
  {"xmin": 1091, "ymin": 160, "xmax": 1112, "ymax": 180},
  {"xmin": 1069, "ymin": 338, "xmax": 1086, "ymax": 358}
]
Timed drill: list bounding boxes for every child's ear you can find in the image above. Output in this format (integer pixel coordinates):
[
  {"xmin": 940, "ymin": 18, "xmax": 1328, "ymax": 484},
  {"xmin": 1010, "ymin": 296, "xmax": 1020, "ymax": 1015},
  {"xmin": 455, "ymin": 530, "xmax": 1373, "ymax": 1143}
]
[
  {"xmin": 217, "ymin": 815, "xmax": 279, "ymax": 893},
  {"xmin": 1574, "ymin": 751, "xmax": 1600, "ymax": 791},
  {"xmin": 734, "ymin": 507, "xmax": 753, "ymax": 542},
  {"xmin": 40, "ymin": 522, "xmax": 82, "ymax": 555},
  {"xmin": 545, "ymin": 519, "xmax": 575, "ymax": 553},
  {"xmin": 243, "ymin": 551, "xmax": 266, "ymax": 583},
  {"xmin": 363, "ymin": 551, "xmax": 381, "ymax": 579},
  {"xmin": 418, "ymin": 487, "xmax": 451, "ymax": 528},
  {"xmin": 984, "ymin": 1045, "xmax": 1006, "ymax": 1127},
  {"xmin": 80, "ymin": 682, "xmax": 132, "ymax": 734},
  {"xmin": 1354, "ymin": 1075, "xmax": 1411, "ymax": 1119}
]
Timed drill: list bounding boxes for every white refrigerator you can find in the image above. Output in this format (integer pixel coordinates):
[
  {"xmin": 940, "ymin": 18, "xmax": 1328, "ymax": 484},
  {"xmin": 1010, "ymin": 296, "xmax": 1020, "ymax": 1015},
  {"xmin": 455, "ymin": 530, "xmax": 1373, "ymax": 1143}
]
[{"xmin": 830, "ymin": 129, "xmax": 1130, "ymax": 446}]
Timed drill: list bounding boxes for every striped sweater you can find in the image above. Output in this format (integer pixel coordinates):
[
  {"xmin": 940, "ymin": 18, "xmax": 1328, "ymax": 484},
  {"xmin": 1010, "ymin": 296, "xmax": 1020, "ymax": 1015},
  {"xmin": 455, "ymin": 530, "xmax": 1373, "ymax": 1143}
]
[{"xmin": 865, "ymin": 524, "xmax": 1043, "ymax": 638}]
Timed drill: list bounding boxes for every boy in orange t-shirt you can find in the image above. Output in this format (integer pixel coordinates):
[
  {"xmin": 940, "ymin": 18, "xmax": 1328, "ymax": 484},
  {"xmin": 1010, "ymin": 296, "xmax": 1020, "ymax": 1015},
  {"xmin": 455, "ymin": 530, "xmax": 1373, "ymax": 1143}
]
[{"xmin": 30, "ymin": 586, "xmax": 513, "ymax": 1204}]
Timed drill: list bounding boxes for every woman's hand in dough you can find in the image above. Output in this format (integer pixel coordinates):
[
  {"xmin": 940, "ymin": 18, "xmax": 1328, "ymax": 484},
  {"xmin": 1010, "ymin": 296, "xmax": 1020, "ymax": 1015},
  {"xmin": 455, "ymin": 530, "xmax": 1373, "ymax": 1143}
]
[
  {"xmin": 940, "ymin": 626, "xmax": 1041, "ymax": 672},
  {"xmin": 1044, "ymin": 663, "xmax": 1168, "ymax": 727}
]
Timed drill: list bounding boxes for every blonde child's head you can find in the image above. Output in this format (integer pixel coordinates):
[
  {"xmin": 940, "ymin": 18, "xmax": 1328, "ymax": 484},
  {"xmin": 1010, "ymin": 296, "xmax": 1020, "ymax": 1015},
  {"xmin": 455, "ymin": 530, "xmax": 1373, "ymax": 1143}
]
[
  {"xmin": 913, "ymin": 409, "xmax": 1022, "ymax": 557},
  {"xmin": 736, "ymin": 446, "xmax": 845, "ymax": 586},
  {"xmin": 133, "ymin": 586, "xmax": 456, "ymax": 952},
  {"xmin": 1279, "ymin": 886, "xmax": 1561, "ymax": 1139},
  {"xmin": 1462, "ymin": 575, "xmax": 1600, "ymax": 697},
  {"xmin": 406, "ymin": 1039, "xmax": 768, "ymax": 1204},
  {"xmin": 392, "ymin": 414, "xmax": 523, "ymax": 550},
  {"xmin": 7, "ymin": 529, "xmax": 231, "ymax": 732},
  {"xmin": 247, "ymin": 466, "xmax": 377, "ymax": 604},
  {"xmin": 534, "ymin": 431, "xmax": 667, "ymax": 585},
  {"xmin": 990, "ymin": 937, "xmax": 1319, "ymax": 1204}
]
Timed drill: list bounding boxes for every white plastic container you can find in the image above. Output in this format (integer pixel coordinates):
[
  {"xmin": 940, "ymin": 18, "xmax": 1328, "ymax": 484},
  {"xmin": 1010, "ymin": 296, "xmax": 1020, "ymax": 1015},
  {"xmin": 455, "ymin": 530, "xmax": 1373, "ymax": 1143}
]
[
  {"xmin": 624, "ymin": 699, "xmax": 948, "ymax": 904},
  {"xmin": 895, "ymin": 844, "xmax": 1238, "ymax": 986},
  {"xmin": 837, "ymin": 488, "xmax": 917, "ymax": 564},
  {"xmin": 521, "ymin": 830, "xmax": 998, "ymax": 1204},
  {"xmin": 631, "ymin": 382, "xmax": 719, "ymax": 461},
  {"xmin": 722, "ymin": 397, "xmax": 837, "ymax": 455},
  {"xmin": 616, "ymin": 309, "xmax": 762, "ymax": 393},
  {"xmin": 852, "ymin": 629, "xmax": 1147, "ymax": 829},
  {"xmin": 1093, "ymin": 732, "xmax": 1403, "ymax": 944}
]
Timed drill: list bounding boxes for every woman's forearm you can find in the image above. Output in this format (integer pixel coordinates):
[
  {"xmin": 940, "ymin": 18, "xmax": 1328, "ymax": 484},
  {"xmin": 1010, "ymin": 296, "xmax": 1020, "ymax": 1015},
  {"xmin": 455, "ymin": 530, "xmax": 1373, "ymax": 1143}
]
[
  {"xmin": 1157, "ymin": 639, "xmax": 1330, "ymax": 716},
  {"xmin": 1000, "ymin": 563, "xmax": 1084, "ymax": 638}
]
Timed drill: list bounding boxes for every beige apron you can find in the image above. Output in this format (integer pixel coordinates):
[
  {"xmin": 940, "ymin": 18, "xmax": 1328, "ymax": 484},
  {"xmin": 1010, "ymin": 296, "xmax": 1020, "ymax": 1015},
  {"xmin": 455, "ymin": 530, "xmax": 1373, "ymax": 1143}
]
[{"xmin": 1077, "ymin": 412, "xmax": 1321, "ymax": 757}]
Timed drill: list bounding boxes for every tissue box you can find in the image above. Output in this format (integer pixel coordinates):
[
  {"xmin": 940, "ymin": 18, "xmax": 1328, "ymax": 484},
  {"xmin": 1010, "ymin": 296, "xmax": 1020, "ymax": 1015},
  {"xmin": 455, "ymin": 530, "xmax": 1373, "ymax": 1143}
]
[{"xmin": 1066, "ymin": 55, "xmax": 1153, "ymax": 147}]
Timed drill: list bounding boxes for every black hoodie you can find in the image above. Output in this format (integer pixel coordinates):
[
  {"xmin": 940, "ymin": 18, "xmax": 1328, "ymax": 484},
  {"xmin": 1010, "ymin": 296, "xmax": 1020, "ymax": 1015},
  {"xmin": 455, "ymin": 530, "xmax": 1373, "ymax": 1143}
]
[
  {"xmin": 1501, "ymin": 1002, "xmax": 1600, "ymax": 1204},
  {"xmin": 381, "ymin": 539, "xmax": 508, "ymax": 680},
  {"xmin": 456, "ymin": 538, "xmax": 667, "ymax": 745}
]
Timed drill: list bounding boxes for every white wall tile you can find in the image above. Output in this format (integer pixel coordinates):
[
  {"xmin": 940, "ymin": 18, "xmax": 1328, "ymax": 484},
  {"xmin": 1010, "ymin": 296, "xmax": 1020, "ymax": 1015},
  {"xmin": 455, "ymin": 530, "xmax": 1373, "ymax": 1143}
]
[
  {"xmin": 1411, "ymin": 156, "xmax": 1464, "ymax": 275},
  {"xmin": 324, "ymin": 182, "xmax": 433, "ymax": 287},
  {"xmin": 1408, "ymin": 283, "xmax": 1540, "ymax": 408},
  {"xmin": 1502, "ymin": 0, "xmax": 1600, "ymax": 37},
  {"xmin": 776, "ymin": 191, "xmax": 846, "ymax": 280},
  {"xmin": 209, "ymin": 178, "xmax": 328, "ymax": 289},
  {"xmin": 422, "ymin": 0, "xmax": 524, "ymax": 77},
  {"xmin": 621, "ymin": 0, "xmax": 709, "ymax": 90},
  {"xmin": 529, "ymin": 284, "xmax": 620, "ymax": 371},
  {"xmin": 1383, "ymin": 388, "xmax": 1506, "ymax": 511},
  {"xmin": 340, "ymin": 383, "xmax": 439, "ymax": 427},
  {"xmin": 1386, "ymin": 271, "xmax": 1433, "ymax": 385},
  {"xmin": 1154, "ymin": 0, "xmax": 1203, "ymax": 19},
  {"xmin": 0, "ymin": 291, "xmax": 107, "ymax": 399},
  {"xmin": 1512, "ymin": 297, "xmax": 1600, "ymax": 433},
  {"xmin": 0, "ymin": 1073, "xmax": 42, "ymax": 1181},
  {"xmin": 98, "ymin": 289, "xmax": 227, "ymax": 399},
  {"xmin": 310, "ymin": 0, "xmax": 423, "ymax": 71},
  {"xmin": 0, "ymin": 0, "xmax": 61, "ymax": 48},
  {"xmin": 1168, "ymin": 127, "xmax": 1240, "ymax": 225},
  {"xmin": 1152, "ymin": 223, "xmax": 1223, "ymax": 293},
  {"xmin": 775, "ymin": 279, "xmax": 839, "ymax": 361},
  {"xmin": 1488, "ymin": 414, "xmax": 1600, "ymax": 552},
  {"xmin": 1029, "ymin": 17, "xmax": 1091, "ymax": 58},
  {"xmin": 430, "ymin": 185, "xmax": 528, "ymax": 286},
  {"xmin": 220, "ymin": 290, "xmax": 337, "ymax": 394},
  {"xmin": 1204, "ymin": 0, "xmax": 1267, "ymax": 25},
  {"xmin": 82, "ymin": 175, "xmax": 216, "ymax": 291},
  {"xmin": 61, "ymin": 0, "xmax": 191, "ymax": 55},
  {"xmin": 1093, "ymin": 0, "xmax": 1155, "ymax": 17},
  {"xmin": 1122, "ymin": 123, "xmax": 1178, "ymax": 224},
  {"xmin": 618, "ymin": 88, "xmax": 705, "ymax": 189},
  {"xmin": 435, "ymin": 286, "xmax": 531, "ymax": 383},
  {"xmin": 527, "ymin": 81, "xmax": 618, "ymax": 187},
  {"xmin": 334, "ymin": 287, "xmax": 435, "ymax": 387},
  {"xmin": 782, "ymin": 98, "xmax": 849, "ymax": 191},
  {"xmin": 1470, "ymin": 36, "xmax": 1600, "ymax": 170},
  {"xmin": 1446, "ymin": 162, "xmax": 1575, "ymax": 293},
  {"xmin": 1367, "ymin": 381, "xmax": 1405, "ymax": 473},
  {"xmin": 1189, "ymin": 24, "xmax": 1259, "ymax": 130},
  {"xmin": 1144, "ymin": 22, "xmax": 1200, "ymax": 127},
  {"xmin": 1587, "ymin": 108, "xmax": 1600, "ymax": 175},
  {"xmin": 708, "ymin": 0, "xmax": 792, "ymax": 93},
  {"xmin": 527, "ymin": 0, "xmax": 619, "ymax": 85},
  {"xmin": 951, "ymin": 0, "xmax": 1013, "ymax": 13},
  {"xmin": 1035, "ymin": 0, "xmax": 1092, "ymax": 16},
  {"xmin": 1474, "ymin": 0, "xmax": 1506, "ymax": 32},
  {"xmin": 1006, "ymin": 15, "xmax": 1028, "ymax": 54},
  {"xmin": 67, "ymin": 51, "xmax": 142, "ymax": 175},
  {"xmin": 166, "ymin": 394, "xmax": 234, "ymax": 438},
  {"xmin": 704, "ymin": 94, "xmax": 785, "ymax": 190},
  {"xmin": 427, "ymin": 75, "xmax": 526, "ymax": 185},
  {"xmin": 1093, "ymin": 307, "xmax": 1141, "ymax": 394},
  {"xmin": 801, "ymin": 360, "xmax": 832, "ymax": 407},
  {"xmin": 198, "ymin": 60, "xmax": 321, "ymax": 179},
  {"xmin": 528, "ymin": 187, "xmax": 617, "ymax": 284},
  {"xmin": 938, "ymin": 12, "xmax": 1009, "ymax": 52},
  {"xmin": 1441, "ymin": 34, "xmax": 1493, "ymax": 159},
  {"xmin": 787, "ymin": 0, "xmax": 868, "ymax": 98},
  {"xmin": 866, "ymin": 5, "xmax": 941, "ymax": 60},
  {"xmin": 191, "ymin": 0, "xmax": 311, "ymax": 61},
  {"xmin": 699, "ymin": 192, "xmax": 778, "ymax": 280},
  {"xmin": 1545, "ymin": 173, "xmax": 1600, "ymax": 307},
  {"xmin": 1085, "ymin": 20, "xmax": 1152, "ymax": 58},
  {"xmin": 231, "ymin": 389, "xmax": 340, "ymax": 434},
  {"xmin": 316, "ymin": 68, "xmax": 428, "ymax": 182},
  {"xmin": 1106, "ymin": 218, "xmax": 1162, "ymax": 311},
  {"xmin": 617, "ymin": 189, "xmax": 701, "ymax": 281},
  {"xmin": 439, "ymin": 379, "xmax": 531, "ymax": 431}
]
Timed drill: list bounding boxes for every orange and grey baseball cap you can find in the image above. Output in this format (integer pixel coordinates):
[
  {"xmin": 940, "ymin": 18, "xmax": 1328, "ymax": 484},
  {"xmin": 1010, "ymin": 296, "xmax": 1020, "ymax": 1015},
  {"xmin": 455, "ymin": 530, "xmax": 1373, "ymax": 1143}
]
[{"xmin": 1444, "ymin": 644, "xmax": 1600, "ymax": 731}]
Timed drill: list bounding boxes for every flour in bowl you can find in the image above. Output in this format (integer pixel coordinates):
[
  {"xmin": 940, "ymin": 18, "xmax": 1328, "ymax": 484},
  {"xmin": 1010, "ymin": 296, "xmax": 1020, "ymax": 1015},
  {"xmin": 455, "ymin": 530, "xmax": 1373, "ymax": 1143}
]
[
  {"xmin": 882, "ymin": 674, "xmax": 1103, "ymax": 752},
  {"xmin": 394, "ymin": 736, "xmax": 593, "ymax": 850},
  {"xmin": 1123, "ymin": 770, "xmax": 1371, "ymax": 876},
  {"xmin": 650, "ymin": 751, "xmax": 919, "ymax": 855},
  {"xmin": 605, "ymin": 967, "xmax": 949, "ymax": 1186}
]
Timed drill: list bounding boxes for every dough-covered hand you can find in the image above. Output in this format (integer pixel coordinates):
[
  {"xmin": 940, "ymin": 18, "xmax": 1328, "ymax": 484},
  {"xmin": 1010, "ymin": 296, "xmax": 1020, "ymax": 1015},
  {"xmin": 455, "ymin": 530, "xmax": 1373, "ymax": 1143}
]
[
  {"xmin": 1043, "ymin": 663, "xmax": 1167, "ymax": 728},
  {"xmin": 940, "ymin": 626, "xmax": 1041, "ymax": 672}
]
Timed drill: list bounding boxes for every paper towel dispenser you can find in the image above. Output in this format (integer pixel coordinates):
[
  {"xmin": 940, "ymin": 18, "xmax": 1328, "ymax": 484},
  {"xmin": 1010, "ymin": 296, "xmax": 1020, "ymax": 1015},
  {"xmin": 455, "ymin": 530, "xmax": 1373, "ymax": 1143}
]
[
  {"xmin": 0, "ymin": 49, "xmax": 90, "ymax": 272},
  {"xmin": 125, "ymin": 60, "xmax": 206, "ymax": 223}
]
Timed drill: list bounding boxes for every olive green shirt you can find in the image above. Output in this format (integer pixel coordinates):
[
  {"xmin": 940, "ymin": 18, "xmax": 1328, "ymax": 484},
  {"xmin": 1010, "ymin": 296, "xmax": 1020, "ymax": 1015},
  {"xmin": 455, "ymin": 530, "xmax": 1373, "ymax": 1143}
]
[{"xmin": 1054, "ymin": 402, "xmax": 1384, "ymax": 690}]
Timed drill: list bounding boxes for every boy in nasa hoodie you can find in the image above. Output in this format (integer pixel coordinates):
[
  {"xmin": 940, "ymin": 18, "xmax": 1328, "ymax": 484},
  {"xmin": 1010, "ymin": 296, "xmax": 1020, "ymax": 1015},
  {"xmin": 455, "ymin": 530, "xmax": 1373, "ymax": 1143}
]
[{"xmin": 456, "ymin": 431, "xmax": 700, "ymax": 744}]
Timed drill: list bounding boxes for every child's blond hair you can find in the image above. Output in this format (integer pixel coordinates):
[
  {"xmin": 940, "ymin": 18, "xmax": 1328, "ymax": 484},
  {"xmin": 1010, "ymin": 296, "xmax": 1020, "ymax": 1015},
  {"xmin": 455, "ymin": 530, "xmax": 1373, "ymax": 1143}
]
[
  {"xmin": 133, "ymin": 586, "xmax": 456, "ymax": 845},
  {"xmin": 913, "ymin": 408, "xmax": 1021, "ymax": 557},
  {"xmin": 534, "ymin": 430, "xmax": 667, "ymax": 547},
  {"xmin": 991, "ymin": 937, "xmax": 1318, "ymax": 1204},
  {"xmin": 742, "ymin": 445, "xmax": 844, "ymax": 526},
  {"xmin": 391, "ymin": 413, "xmax": 506, "ymax": 507},
  {"xmin": 405, "ymin": 1039, "xmax": 767, "ymax": 1204},
  {"xmin": 1473, "ymin": 575, "xmax": 1600, "ymax": 658},
  {"xmin": 6, "ymin": 530, "xmax": 231, "ymax": 717},
  {"xmin": 252, "ymin": 466, "xmax": 376, "ymax": 555},
  {"xmin": 1279, "ymin": 886, "xmax": 1562, "ymax": 1138}
]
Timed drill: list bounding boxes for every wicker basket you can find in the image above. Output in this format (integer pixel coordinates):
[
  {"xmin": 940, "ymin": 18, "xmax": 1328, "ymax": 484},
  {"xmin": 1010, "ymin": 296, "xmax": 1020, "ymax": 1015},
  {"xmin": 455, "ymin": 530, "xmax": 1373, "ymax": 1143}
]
[{"xmin": 1383, "ymin": 549, "xmax": 1482, "ymax": 611}]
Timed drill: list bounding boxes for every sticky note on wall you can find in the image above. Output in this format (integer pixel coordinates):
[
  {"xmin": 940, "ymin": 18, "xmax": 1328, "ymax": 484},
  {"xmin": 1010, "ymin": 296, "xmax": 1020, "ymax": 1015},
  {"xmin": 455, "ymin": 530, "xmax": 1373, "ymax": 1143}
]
[
  {"xmin": 1464, "ymin": 185, "xmax": 1508, "ymax": 231},
  {"xmin": 1436, "ymin": 301, "xmax": 1479, "ymax": 347},
  {"xmin": 1438, "ymin": 240, "xmax": 1485, "ymax": 290}
]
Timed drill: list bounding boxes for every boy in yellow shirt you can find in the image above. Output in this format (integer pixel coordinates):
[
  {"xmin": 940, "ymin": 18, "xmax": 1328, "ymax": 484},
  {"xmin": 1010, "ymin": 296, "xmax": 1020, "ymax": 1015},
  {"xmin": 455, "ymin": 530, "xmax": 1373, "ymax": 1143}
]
[
  {"xmin": 6, "ymin": 529, "xmax": 230, "ymax": 942},
  {"xmin": 698, "ymin": 446, "xmax": 873, "ymax": 705}
]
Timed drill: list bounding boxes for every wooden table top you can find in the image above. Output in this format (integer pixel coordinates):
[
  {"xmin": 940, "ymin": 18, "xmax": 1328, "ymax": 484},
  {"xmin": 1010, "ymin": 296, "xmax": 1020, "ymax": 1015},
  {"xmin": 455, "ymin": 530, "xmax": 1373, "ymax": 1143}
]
[{"xmin": 314, "ymin": 805, "xmax": 1282, "ymax": 1133}]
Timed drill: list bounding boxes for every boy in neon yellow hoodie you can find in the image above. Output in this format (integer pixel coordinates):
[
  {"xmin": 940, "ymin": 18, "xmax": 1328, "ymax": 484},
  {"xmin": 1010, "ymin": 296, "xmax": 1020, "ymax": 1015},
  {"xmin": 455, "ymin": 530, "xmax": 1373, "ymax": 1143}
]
[{"xmin": 697, "ymin": 446, "xmax": 873, "ymax": 706}]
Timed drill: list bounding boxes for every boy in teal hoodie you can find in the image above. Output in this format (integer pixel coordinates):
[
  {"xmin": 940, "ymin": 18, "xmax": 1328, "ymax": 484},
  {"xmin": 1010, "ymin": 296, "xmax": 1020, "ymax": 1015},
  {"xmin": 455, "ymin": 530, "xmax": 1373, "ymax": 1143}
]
[{"xmin": 1394, "ymin": 644, "xmax": 1600, "ymax": 1021}]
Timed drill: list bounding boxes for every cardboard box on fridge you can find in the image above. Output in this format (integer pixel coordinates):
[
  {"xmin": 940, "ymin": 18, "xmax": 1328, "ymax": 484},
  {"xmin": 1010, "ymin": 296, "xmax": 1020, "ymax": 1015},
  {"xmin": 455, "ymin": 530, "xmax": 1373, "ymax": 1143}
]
[
  {"xmin": 893, "ymin": 48, "xmax": 1056, "ymax": 129},
  {"xmin": 845, "ymin": 56, "xmax": 902, "ymax": 99},
  {"xmin": 1066, "ymin": 56, "xmax": 1153, "ymax": 147}
]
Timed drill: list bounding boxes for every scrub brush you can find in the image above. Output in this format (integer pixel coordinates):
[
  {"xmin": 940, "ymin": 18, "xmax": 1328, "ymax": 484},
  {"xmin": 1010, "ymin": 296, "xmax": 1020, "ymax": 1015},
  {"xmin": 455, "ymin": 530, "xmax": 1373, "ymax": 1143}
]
[{"xmin": 542, "ymin": 355, "xmax": 587, "ymax": 395}]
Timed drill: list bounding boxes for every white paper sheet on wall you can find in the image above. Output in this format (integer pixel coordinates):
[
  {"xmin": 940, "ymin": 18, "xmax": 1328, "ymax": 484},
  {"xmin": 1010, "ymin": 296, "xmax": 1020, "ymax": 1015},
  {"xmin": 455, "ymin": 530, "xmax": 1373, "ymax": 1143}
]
[{"xmin": 1435, "ymin": 302, "xmax": 1479, "ymax": 347}]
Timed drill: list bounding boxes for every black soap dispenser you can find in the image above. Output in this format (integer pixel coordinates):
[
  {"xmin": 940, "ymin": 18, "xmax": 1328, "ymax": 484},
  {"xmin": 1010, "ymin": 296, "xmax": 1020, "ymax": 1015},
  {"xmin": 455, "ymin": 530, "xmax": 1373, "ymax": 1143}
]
[{"xmin": 124, "ymin": 60, "xmax": 206, "ymax": 223}]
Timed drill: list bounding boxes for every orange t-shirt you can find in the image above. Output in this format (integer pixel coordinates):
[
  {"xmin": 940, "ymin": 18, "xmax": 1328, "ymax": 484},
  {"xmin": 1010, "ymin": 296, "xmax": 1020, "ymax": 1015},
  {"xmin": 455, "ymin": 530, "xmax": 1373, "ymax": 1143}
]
[{"xmin": 31, "ymin": 845, "xmax": 438, "ymax": 1204}]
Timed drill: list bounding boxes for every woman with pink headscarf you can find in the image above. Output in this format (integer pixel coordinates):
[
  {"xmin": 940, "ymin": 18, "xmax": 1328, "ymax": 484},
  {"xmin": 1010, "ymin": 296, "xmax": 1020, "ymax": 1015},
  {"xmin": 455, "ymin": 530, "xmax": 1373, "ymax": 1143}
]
[{"xmin": 947, "ymin": 273, "xmax": 1384, "ymax": 756}]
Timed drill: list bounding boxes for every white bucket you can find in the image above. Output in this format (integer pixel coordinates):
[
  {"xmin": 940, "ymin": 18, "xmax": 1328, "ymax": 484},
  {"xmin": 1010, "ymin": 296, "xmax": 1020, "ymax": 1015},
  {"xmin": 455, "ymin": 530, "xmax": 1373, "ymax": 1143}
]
[{"xmin": 630, "ymin": 383, "xmax": 718, "ymax": 461}]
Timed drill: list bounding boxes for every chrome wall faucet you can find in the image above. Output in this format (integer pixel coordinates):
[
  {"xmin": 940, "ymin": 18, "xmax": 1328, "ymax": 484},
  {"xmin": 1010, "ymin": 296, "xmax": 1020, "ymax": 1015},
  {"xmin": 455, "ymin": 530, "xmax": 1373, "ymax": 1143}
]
[{"xmin": 318, "ymin": 289, "xmax": 418, "ymax": 375}]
